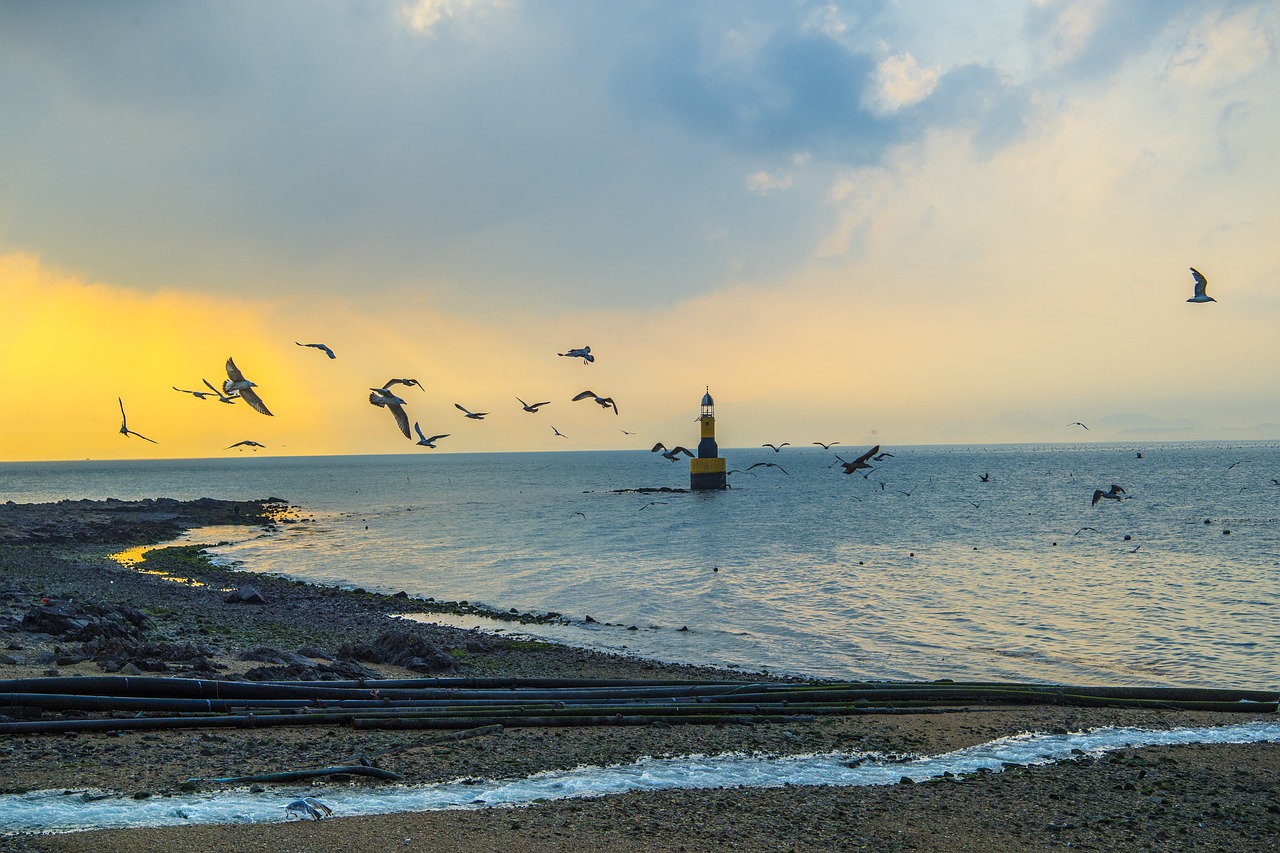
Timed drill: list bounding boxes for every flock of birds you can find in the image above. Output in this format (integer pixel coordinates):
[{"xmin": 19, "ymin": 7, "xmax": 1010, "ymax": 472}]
[
  {"xmin": 117, "ymin": 268, "xmax": 1220, "ymax": 463},
  {"xmin": 115, "ymin": 344, "xmax": 636, "ymax": 453}
]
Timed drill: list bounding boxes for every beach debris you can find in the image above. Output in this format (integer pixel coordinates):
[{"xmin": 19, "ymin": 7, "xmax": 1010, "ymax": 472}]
[{"xmin": 285, "ymin": 797, "xmax": 334, "ymax": 820}]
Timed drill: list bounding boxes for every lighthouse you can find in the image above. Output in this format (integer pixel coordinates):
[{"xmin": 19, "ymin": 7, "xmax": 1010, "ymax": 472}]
[{"xmin": 689, "ymin": 387, "xmax": 727, "ymax": 490}]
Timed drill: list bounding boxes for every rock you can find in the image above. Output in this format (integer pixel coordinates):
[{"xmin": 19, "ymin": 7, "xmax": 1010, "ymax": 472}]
[{"xmin": 223, "ymin": 585, "xmax": 269, "ymax": 604}]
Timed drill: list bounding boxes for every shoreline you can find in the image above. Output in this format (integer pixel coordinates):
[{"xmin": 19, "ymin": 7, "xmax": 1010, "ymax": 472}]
[{"xmin": 2, "ymin": 498, "xmax": 1278, "ymax": 851}]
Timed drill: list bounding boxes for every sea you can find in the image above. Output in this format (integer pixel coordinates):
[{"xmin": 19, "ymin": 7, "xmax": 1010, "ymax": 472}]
[{"xmin": 2, "ymin": 442, "xmax": 1277, "ymax": 691}]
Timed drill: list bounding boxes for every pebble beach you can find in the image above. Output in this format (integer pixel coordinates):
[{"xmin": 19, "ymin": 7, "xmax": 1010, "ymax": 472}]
[{"xmin": 1, "ymin": 499, "xmax": 1277, "ymax": 852}]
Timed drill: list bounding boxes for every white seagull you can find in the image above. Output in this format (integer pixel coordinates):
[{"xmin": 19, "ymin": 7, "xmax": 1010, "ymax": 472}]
[
  {"xmin": 295, "ymin": 341, "xmax": 336, "ymax": 359},
  {"xmin": 117, "ymin": 398, "xmax": 157, "ymax": 444},
  {"xmin": 518, "ymin": 397, "xmax": 551, "ymax": 413},
  {"xmin": 370, "ymin": 388, "xmax": 411, "ymax": 438},
  {"xmin": 285, "ymin": 797, "xmax": 333, "ymax": 821},
  {"xmin": 1091, "ymin": 484, "xmax": 1126, "ymax": 506},
  {"xmin": 455, "ymin": 403, "xmax": 489, "ymax": 420},
  {"xmin": 224, "ymin": 358, "xmax": 273, "ymax": 416},
  {"xmin": 173, "ymin": 385, "xmax": 214, "ymax": 400},
  {"xmin": 203, "ymin": 378, "xmax": 237, "ymax": 404},
  {"xmin": 558, "ymin": 346, "xmax": 594, "ymax": 364},
  {"xmin": 413, "ymin": 423, "xmax": 449, "ymax": 448},
  {"xmin": 383, "ymin": 378, "xmax": 424, "ymax": 392},
  {"xmin": 1187, "ymin": 267, "xmax": 1216, "ymax": 303},
  {"xmin": 651, "ymin": 442, "xmax": 693, "ymax": 461},
  {"xmin": 572, "ymin": 390, "xmax": 618, "ymax": 415}
]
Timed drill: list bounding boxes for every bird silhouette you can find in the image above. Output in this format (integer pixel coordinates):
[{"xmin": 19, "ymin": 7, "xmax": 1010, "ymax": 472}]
[
  {"xmin": 1091, "ymin": 484, "xmax": 1126, "ymax": 506},
  {"xmin": 762, "ymin": 442, "xmax": 790, "ymax": 452},
  {"xmin": 370, "ymin": 388, "xmax": 411, "ymax": 438},
  {"xmin": 1186, "ymin": 267, "xmax": 1216, "ymax": 303},
  {"xmin": 558, "ymin": 346, "xmax": 594, "ymax": 363},
  {"xmin": 747, "ymin": 462, "xmax": 789, "ymax": 475},
  {"xmin": 383, "ymin": 378, "xmax": 424, "ymax": 392},
  {"xmin": 295, "ymin": 341, "xmax": 336, "ymax": 359},
  {"xmin": 203, "ymin": 378, "xmax": 237, "ymax": 403},
  {"xmin": 835, "ymin": 445, "xmax": 879, "ymax": 475},
  {"xmin": 454, "ymin": 403, "xmax": 489, "ymax": 420},
  {"xmin": 518, "ymin": 397, "xmax": 551, "ymax": 413},
  {"xmin": 117, "ymin": 398, "xmax": 157, "ymax": 444},
  {"xmin": 412, "ymin": 423, "xmax": 448, "ymax": 448},
  {"xmin": 572, "ymin": 390, "xmax": 618, "ymax": 415},
  {"xmin": 812, "ymin": 441, "xmax": 840, "ymax": 450},
  {"xmin": 224, "ymin": 358, "xmax": 273, "ymax": 416},
  {"xmin": 226, "ymin": 440, "xmax": 266, "ymax": 451},
  {"xmin": 651, "ymin": 442, "xmax": 694, "ymax": 461}
]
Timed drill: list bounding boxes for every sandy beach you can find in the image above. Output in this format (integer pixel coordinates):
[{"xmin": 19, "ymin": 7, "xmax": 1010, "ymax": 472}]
[{"xmin": 1, "ymin": 499, "xmax": 1277, "ymax": 852}]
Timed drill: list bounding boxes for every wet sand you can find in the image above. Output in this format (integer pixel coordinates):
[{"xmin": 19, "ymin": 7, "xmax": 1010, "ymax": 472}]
[{"xmin": 1, "ymin": 499, "xmax": 1277, "ymax": 851}]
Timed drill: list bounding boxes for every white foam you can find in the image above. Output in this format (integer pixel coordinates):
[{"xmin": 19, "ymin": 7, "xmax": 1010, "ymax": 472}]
[{"xmin": 4, "ymin": 721, "xmax": 1277, "ymax": 834}]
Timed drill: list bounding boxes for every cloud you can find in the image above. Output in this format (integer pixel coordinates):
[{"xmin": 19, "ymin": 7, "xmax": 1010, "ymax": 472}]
[
  {"xmin": 1169, "ymin": 4, "xmax": 1276, "ymax": 87},
  {"xmin": 402, "ymin": 0, "xmax": 511, "ymax": 35},
  {"xmin": 868, "ymin": 52, "xmax": 941, "ymax": 113}
]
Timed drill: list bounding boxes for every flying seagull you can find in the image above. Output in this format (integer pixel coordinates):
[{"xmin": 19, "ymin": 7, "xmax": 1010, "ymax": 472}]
[
  {"xmin": 1091, "ymin": 484, "xmax": 1126, "ymax": 506},
  {"xmin": 747, "ymin": 462, "xmax": 789, "ymax": 475},
  {"xmin": 285, "ymin": 797, "xmax": 333, "ymax": 821},
  {"xmin": 572, "ymin": 390, "xmax": 618, "ymax": 415},
  {"xmin": 762, "ymin": 442, "xmax": 790, "ymax": 452},
  {"xmin": 835, "ymin": 445, "xmax": 879, "ymax": 475},
  {"xmin": 454, "ymin": 403, "xmax": 489, "ymax": 420},
  {"xmin": 226, "ymin": 440, "xmax": 266, "ymax": 451},
  {"xmin": 651, "ymin": 442, "xmax": 694, "ymax": 461},
  {"xmin": 518, "ymin": 397, "xmax": 551, "ymax": 413},
  {"xmin": 812, "ymin": 441, "xmax": 840, "ymax": 450},
  {"xmin": 173, "ymin": 385, "xmax": 215, "ymax": 400},
  {"xmin": 224, "ymin": 358, "xmax": 273, "ymax": 416},
  {"xmin": 383, "ymin": 378, "xmax": 424, "ymax": 392},
  {"xmin": 872, "ymin": 452, "xmax": 895, "ymax": 461},
  {"xmin": 203, "ymin": 378, "xmax": 237, "ymax": 403},
  {"xmin": 117, "ymin": 398, "xmax": 157, "ymax": 444},
  {"xmin": 413, "ymin": 423, "xmax": 449, "ymax": 448},
  {"xmin": 978, "ymin": 472, "xmax": 991, "ymax": 483},
  {"xmin": 558, "ymin": 346, "xmax": 594, "ymax": 364},
  {"xmin": 1068, "ymin": 422, "xmax": 1089, "ymax": 430},
  {"xmin": 295, "ymin": 341, "xmax": 336, "ymax": 359},
  {"xmin": 370, "ymin": 388, "xmax": 411, "ymax": 438},
  {"xmin": 552, "ymin": 425, "xmax": 568, "ymax": 438},
  {"xmin": 1187, "ymin": 267, "xmax": 1216, "ymax": 303}
]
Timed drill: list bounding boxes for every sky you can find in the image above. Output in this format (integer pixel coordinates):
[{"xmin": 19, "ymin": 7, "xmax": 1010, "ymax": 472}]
[{"xmin": 2, "ymin": 0, "xmax": 1278, "ymax": 462}]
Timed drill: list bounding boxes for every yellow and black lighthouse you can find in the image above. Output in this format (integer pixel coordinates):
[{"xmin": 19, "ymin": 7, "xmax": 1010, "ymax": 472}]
[{"xmin": 689, "ymin": 387, "xmax": 727, "ymax": 490}]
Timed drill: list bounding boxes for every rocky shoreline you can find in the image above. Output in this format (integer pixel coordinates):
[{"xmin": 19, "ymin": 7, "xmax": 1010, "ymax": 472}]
[{"xmin": 1, "ymin": 498, "xmax": 1277, "ymax": 851}]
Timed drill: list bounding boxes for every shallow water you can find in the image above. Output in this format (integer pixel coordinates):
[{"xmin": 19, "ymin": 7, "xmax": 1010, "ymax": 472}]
[
  {"xmin": 3, "ymin": 442, "xmax": 1277, "ymax": 688},
  {"xmin": 3, "ymin": 721, "xmax": 1278, "ymax": 833}
]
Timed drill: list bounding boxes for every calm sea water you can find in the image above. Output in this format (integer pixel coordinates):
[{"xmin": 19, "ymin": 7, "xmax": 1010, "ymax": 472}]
[{"xmin": 2, "ymin": 443, "xmax": 1277, "ymax": 690}]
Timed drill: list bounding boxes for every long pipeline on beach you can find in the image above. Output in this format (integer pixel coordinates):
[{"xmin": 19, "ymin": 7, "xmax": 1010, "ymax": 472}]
[{"xmin": 2, "ymin": 676, "xmax": 1276, "ymax": 735}]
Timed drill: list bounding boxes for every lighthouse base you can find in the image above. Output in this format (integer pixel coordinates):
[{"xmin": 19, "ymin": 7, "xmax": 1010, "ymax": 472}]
[{"xmin": 690, "ymin": 457, "xmax": 727, "ymax": 491}]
